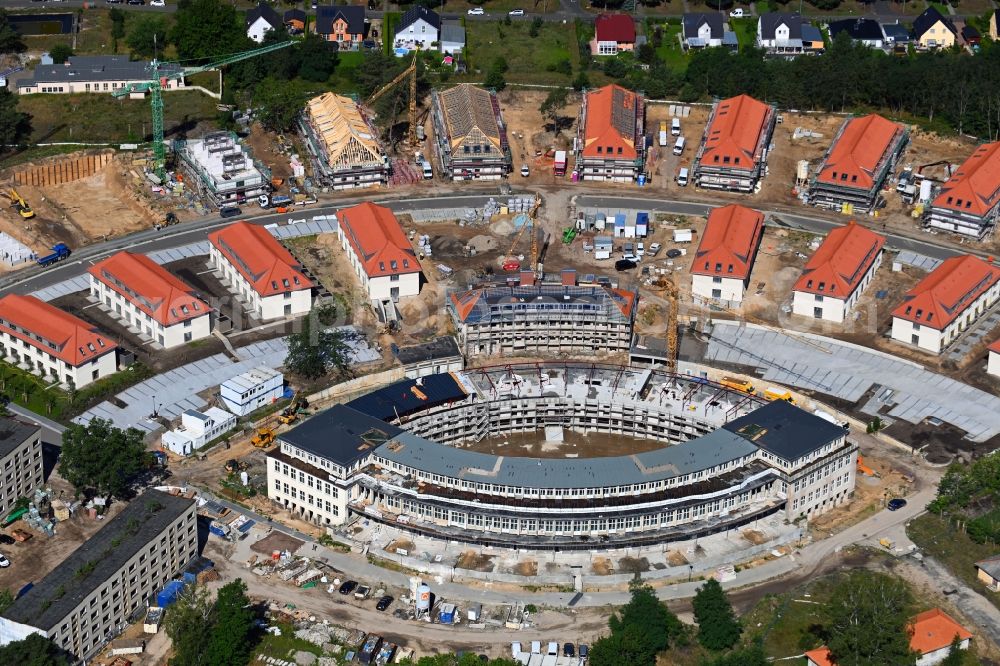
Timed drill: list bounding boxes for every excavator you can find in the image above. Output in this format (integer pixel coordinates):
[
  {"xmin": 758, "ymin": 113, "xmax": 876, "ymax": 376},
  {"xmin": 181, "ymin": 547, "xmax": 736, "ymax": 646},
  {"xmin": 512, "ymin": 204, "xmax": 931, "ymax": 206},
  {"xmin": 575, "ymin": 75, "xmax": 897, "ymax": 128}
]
[
  {"xmin": 250, "ymin": 426, "xmax": 276, "ymax": 448},
  {"xmin": 277, "ymin": 394, "xmax": 310, "ymax": 426},
  {"xmin": 6, "ymin": 189, "xmax": 34, "ymax": 219}
]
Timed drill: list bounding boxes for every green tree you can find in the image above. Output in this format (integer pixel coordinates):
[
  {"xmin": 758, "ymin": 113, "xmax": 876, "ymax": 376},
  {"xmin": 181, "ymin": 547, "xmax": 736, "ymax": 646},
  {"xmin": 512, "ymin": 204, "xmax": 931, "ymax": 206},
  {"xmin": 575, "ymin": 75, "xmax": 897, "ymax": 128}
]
[
  {"xmin": 529, "ymin": 17, "xmax": 543, "ymax": 38},
  {"xmin": 171, "ymin": 0, "xmax": 248, "ymax": 60},
  {"xmin": 284, "ymin": 310, "xmax": 353, "ymax": 380},
  {"xmin": 0, "ymin": 10, "xmax": 25, "ymax": 53},
  {"xmin": 59, "ymin": 418, "xmax": 147, "ymax": 498},
  {"xmin": 589, "ymin": 583, "xmax": 686, "ymax": 666},
  {"xmin": 571, "ymin": 71, "xmax": 590, "ymax": 91},
  {"xmin": 0, "ymin": 633, "xmax": 71, "ymax": 665},
  {"xmin": 484, "ymin": 68, "xmax": 506, "ymax": 92},
  {"xmin": 938, "ymin": 633, "xmax": 967, "ymax": 666},
  {"xmin": 165, "ymin": 585, "xmax": 214, "ymax": 666},
  {"xmin": 252, "ymin": 77, "xmax": 308, "ymax": 132},
  {"xmin": 539, "ymin": 87, "xmax": 569, "ymax": 131},
  {"xmin": 699, "ymin": 643, "xmax": 768, "ymax": 666},
  {"xmin": 692, "ymin": 579, "xmax": 741, "ymax": 651},
  {"xmin": 297, "ymin": 34, "xmax": 338, "ymax": 82},
  {"xmin": 0, "ymin": 89, "xmax": 32, "ymax": 148},
  {"xmin": 825, "ymin": 571, "xmax": 917, "ymax": 666},
  {"xmin": 127, "ymin": 16, "xmax": 171, "ymax": 58},
  {"xmin": 203, "ymin": 579, "xmax": 255, "ymax": 666},
  {"xmin": 603, "ymin": 57, "xmax": 627, "ymax": 78},
  {"xmin": 49, "ymin": 43, "xmax": 73, "ymax": 64},
  {"xmin": 0, "ymin": 588, "xmax": 13, "ymax": 614}
]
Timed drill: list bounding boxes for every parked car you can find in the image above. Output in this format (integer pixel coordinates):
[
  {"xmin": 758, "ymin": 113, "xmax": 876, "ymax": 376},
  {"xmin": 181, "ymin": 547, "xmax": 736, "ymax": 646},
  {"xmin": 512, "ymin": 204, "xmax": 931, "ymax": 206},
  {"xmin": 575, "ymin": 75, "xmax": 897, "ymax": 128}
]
[
  {"xmin": 508, "ymin": 8, "xmax": 525, "ymax": 15},
  {"xmin": 579, "ymin": 644, "xmax": 589, "ymax": 659},
  {"xmin": 219, "ymin": 206, "xmax": 242, "ymax": 218},
  {"xmin": 648, "ymin": 242, "xmax": 662, "ymax": 256},
  {"xmin": 0, "ymin": 554, "xmax": 9, "ymax": 568},
  {"xmin": 467, "ymin": 6, "xmax": 484, "ymax": 14},
  {"xmin": 563, "ymin": 643, "xmax": 575, "ymax": 657},
  {"xmin": 637, "ymin": 242, "xmax": 645, "ymax": 257},
  {"xmin": 621, "ymin": 254, "xmax": 640, "ymax": 263},
  {"xmin": 338, "ymin": 580, "xmax": 358, "ymax": 595},
  {"xmin": 666, "ymin": 248, "xmax": 683, "ymax": 259},
  {"xmin": 376, "ymin": 595, "xmax": 394, "ymax": 611},
  {"xmin": 151, "ymin": 0, "xmax": 165, "ymax": 5},
  {"xmin": 127, "ymin": 0, "xmax": 145, "ymax": 5},
  {"xmin": 0, "ymin": 535, "xmax": 13, "ymax": 545},
  {"xmin": 615, "ymin": 259, "xmax": 637, "ymax": 272},
  {"xmin": 729, "ymin": 7, "xmax": 745, "ymax": 17},
  {"xmin": 887, "ymin": 498, "xmax": 907, "ymax": 511},
  {"xmin": 520, "ymin": 164, "xmax": 530, "ymax": 177}
]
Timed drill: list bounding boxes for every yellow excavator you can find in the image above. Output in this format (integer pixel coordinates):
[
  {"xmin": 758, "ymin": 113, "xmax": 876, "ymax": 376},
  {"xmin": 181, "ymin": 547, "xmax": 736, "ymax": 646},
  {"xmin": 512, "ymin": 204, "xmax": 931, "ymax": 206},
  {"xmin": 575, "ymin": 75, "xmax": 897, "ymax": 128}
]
[{"xmin": 7, "ymin": 189, "xmax": 34, "ymax": 219}]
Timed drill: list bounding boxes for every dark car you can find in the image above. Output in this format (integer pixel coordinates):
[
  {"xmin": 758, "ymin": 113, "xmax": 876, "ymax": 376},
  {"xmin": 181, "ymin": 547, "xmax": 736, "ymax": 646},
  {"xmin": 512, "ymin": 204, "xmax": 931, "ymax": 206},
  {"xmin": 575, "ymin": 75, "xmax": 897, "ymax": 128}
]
[
  {"xmin": 579, "ymin": 644, "xmax": 589, "ymax": 658},
  {"xmin": 0, "ymin": 535, "xmax": 13, "ymax": 545},
  {"xmin": 666, "ymin": 248, "xmax": 683, "ymax": 258},
  {"xmin": 375, "ymin": 595, "xmax": 393, "ymax": 611},
  {"xmin": 887, "ymin": 498, "xmax": 907, "ymax": 511},
  {"xmin": 615, "ymin": 259, "xmax": 637, "ymax": 272},
  {"xmin": 219, "ymin": 206, "xmax": 242, "ymax": 218},
  {"xmin": 563, "ymin": 643, "xmax": 575, "ymax": 657},
  {"xmin": 338, "ymin": 580, "xmax": 358, "ymax": 595},
  {"xmin": 127, "ymin": 0, "xmax": 145, "ymax": 4}
]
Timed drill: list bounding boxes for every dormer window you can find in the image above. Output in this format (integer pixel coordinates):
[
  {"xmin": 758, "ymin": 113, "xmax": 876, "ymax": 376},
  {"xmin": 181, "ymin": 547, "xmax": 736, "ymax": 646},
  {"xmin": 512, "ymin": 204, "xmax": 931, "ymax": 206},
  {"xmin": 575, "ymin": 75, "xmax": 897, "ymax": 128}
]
[
  {"xmin": 79, "ymin": 346, "xmax": 86, "ymax": 356},
  {"xmin": 282, "ymin": 278, "xmax": 290, "ymax": 288},
  {"xmin": 293, "ymin": 277, "xmax": 300, "ymax": 285},
  {"xmin": 715, "ymin": 262, "xmax": 722, "ymax": 272},
  {"xmin": 905, "ymin": 306, "xmax": 912, "ymax": 314},
  {"xmin": 915, "ymin": 308, "xmax": 923, "ymax": 318},
  {"xmin": 379, "ymin": 262, "xmax": 385, "ymax": 271},
  {"xmin": 403, "ymin": 260, "xmax": 409, "ymax": 268},
  {"xmin": 818, "ymin": 282, "xmax": 825, "ymax": 291},
  {"xmin": 727, "ymin": 264, "xmax": 734, "ymax": 273},
  {"xmin": 98, "ymin": 339, "xmax": 105, "ymax": 347},
  {"xmin": 87, "ymin": 343, "xmax": 96, "ymax": 352},
  {"xmin": 807, "ymin": 280, "xmax": 813, "ymax": 288},
  {"xmin": 271, "ymin": 281, "xmax": 278, "ymax": 290},
  {"xmin": 181, "ymin": 305, "xmax": 189, "ymax": 314}
]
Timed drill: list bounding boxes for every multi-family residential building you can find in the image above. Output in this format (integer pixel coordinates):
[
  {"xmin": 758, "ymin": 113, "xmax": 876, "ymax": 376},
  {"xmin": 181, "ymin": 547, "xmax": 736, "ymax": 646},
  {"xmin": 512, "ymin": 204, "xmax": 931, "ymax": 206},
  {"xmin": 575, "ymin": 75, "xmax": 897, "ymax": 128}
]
[
  {"xmin": 175, "ymin": 132, "xmax": 269, "ymax": 209},
  {"xmin": 161, "ymin": 407, "xmax": 237, "ymax": 456},
  {"xmin": 336, "ymin": 202, "xmax": 422, "ymax": 301},
  {"xmin": 89, "ymin": 252, "xmax": 212, "ymax": 349},
  {"xmin": 0, "ymin": 294, "xmax": 118, "ymax": 389},
  {"xmin": 890, "ymin": 254, "xmax": 1000, "ymax": 354},
  {"xmin": 208, "ymin": 221, "xmax": 314, "ymax": 321},
  {"xmin": 808, "ymin": 114, "xmax": 908, "ymax": 213},
  {"xmin": 692, "ymin": 94, "xmax": 776, "ymax": 192},
  {"xmin": 314, "ymin": 6, "xmax": 366, "ymax": 49},
  {"xmin": 792, "ymin": 222, "xmax": 885, "ymax": 323},
  {"xmin": 220, "ymin": 367, "xmax": 284, "ymax": 416},
  {"xmin": 0, "ymin": 490, "xmax": 197, "ymax": 661},
  {"xmin": 576, "ymin": 84, "xmax": 645, "ymax": 182},
  {"xmin": 431, "ymin": 84, "xmax": 512, "ymax": 181},
  {"xmin": 988, "ymin": 339, "xmax": 1000, "ymax": 378},
  {"xmin": 300, "ymin": 92, "xmax": 387, "ymax": 190},
  {"xmin": 447, "ymin": 276, "xmax": 638, "ymax": 357},
  {"xmin": 925, "ymin": 142, "xmax": 1000, "ymax": 239},
  {"xmin": 912, "ymin": 7, "xmax": 957, "ymax": 49},
  {"xmin": 590, "ymin": 14, "xmax": 636, "ymax": 55},
  {"xmin": 690, "ymin": 204, "xmax": 765, "ymax": 305},
  {"xmin": 16, "ymin": 56, "xmax": 184, "ymax": 95},
  {"xmin": 392, "ymin": 336, "xmax": 464, "ymax": 379},
  {"xmin": 0, "ymin": 418, "xmax": 43, "ymax": 517}
]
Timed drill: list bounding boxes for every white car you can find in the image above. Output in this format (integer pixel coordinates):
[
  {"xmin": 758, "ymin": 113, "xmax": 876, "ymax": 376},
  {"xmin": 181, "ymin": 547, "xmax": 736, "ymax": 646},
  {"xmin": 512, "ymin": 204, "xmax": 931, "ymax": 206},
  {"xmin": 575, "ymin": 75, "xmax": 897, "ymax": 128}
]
[
  {"xmin": 637, "ymin": 242, "xmax": 645, "ymax": 257},
  {"xmin": 151, "ymin": 0, "xmax": 165, "ymax": 5},
  {"xmin": 467, "ymin": 7, "xmax": 484, "ymax": 15},
  {"xmin": 509, "ymin": 8, "xmax": 525, "ymax": 16},
  {"xmin": 520, "ymin": 165, "xmax": 530, "ymax": 177},
  {"xmin": 729, "ymin": 8, "xmax": 745, "ymax": 17},
  {"xmin": 0, "ymin": 554, "xmax": 9, "ymax": 568},
  {"xmin": 622, "ymin": 254, "xmax": 640, "ymax": 263},
  {"xmin": 648, "ymin": 242, "xmax": 662, "ymax": 256}
]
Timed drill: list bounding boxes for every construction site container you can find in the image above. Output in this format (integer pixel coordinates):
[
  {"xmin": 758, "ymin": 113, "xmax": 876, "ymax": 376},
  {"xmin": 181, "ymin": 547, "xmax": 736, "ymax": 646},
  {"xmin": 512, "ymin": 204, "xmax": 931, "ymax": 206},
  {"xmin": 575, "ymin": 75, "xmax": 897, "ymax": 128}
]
[
  {"xmin": 673, "ymin": 229, "xmax": 693, "ymax": 243},
  {"xmin": 109, "ymin": 639, "xmax": 145, "ymax": 656},
  {"xmin": 144, "ymin": 607, "xmax": 164, "ymax": 634},
  {"xmin": 554, "ymin": 151, "xmax": 567, "ymax": 176}
]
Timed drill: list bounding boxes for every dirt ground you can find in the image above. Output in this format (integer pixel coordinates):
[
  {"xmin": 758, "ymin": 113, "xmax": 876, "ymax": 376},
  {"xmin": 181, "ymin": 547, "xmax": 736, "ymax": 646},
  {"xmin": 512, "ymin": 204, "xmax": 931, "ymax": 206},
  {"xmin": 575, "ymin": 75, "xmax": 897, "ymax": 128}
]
[
  {"xmin": 245, "ymin": 124, "xmax": 295, "ymax": 186},
  {"xmin": 455, "ymin": 551, "xmax": 495, "ymax": 573},
  {"xmin": 460, "ymin": 428, "xmax": 666, "ymax": 459},
  {"xmin": 251, "ymin": 531, "xmax": 305, "ymax": 556}
]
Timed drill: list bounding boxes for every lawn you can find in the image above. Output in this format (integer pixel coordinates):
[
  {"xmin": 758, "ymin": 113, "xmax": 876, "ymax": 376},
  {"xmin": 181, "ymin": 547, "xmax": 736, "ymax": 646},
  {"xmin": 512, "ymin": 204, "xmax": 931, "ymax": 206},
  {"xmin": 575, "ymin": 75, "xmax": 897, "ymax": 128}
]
[
  {"xmin": 18, "ymin": 90, "xmax": 221, "ymax": 144},
  {"xmin": 652, "ymin": 21, "xmax": 688, "ymax": 73},
  {"xmin": 0, "ymin": 364, "xmax": 68, "ymax": 421},
  {"xmin": 463, "ymin": 19, "xmax": 576, "ymax": 85},
  {"xmin": 739, "ymin": 574, "xmax": 842, "ymax": 659},
  {"xmin": 929, "ymin": 1, "xmax": 953, "ymax": 17},
  {"xmin": 907, "ymin": 512, "xmax": 1000, "ymax": 613},
  {"xmin": 730, "ymin": 17, "xmax": 757, "ymax": 49}
]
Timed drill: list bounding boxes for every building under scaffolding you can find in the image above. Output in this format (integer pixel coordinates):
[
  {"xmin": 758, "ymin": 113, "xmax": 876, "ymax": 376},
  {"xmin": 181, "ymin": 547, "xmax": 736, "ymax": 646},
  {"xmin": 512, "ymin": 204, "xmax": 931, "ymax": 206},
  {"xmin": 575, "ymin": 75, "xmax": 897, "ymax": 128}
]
[
  {"xmin": 808, "ymin": 114, "xmax": 908, "ymax": 213},
  {"xmin": 447, "ymin": 277, "xmax": 638, "ymax": 357},
  {"xmin": 692, "ymin": 94, "xmax": 775, "ymax": 192},
  {"xmin": 576, "ymin": 84, "xmax": 645, "ymax": 183},
  {"xmin": 300, "ymin": 92, "xmax": 388, "ymax": 190},
  {"xmin": 175, "ymin": 132, "xmax": 269, "ymax": 209},
  {"xmin": 926, "ymin": 141, "xmax": 1000, "ymax": 239},
  {"xmin": 431, "ymin": 84, "xmax": 511, "ymax": 181}
]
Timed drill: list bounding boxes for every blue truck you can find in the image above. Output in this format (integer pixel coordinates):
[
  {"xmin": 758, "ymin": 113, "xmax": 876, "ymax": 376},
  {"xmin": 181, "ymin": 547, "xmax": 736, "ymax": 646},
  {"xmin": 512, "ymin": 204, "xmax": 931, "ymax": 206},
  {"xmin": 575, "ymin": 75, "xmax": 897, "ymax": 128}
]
[{"xmin": 36, "ymin": 243, "xmax": 70, "ymax": 267}]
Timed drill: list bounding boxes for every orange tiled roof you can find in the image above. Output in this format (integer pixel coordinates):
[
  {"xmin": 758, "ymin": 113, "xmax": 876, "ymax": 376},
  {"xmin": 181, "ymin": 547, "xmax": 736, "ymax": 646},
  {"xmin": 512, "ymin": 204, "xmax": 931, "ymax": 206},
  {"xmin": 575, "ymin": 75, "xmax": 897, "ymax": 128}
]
[
  {"xmin": 803, "ymin": 648, "xmax": 835, "ymax": 666},
  {"xmin": 700, "ymin": 94, "xmax": 772, "ymax": 171},
  {"xmin": 208, "ymin": 221, "xmax": 314, "ymax": 297},
  {"xmin": 691, "ymin": 204, "xmax": 764, "ymax": 280},
  {"xmin": 449, "ymin": 289, "xmax": 483, "ymax": 322},
  {"xmin": 990, "ymin": 338, "xmax": 1000, "ymax": 354},
  {"xmin": 816, "ymin": 114, "xmax": 905, "ymax": 191},
  {"xmin": 794, "ymin": 222, "xmax": 885, "ymax": 297},
  {"xmin": 892, "ymin": 254, "xmax": 1000, "ymax": 329},
  {"xmin": 337, "ymin": 202, "xmax": 421, "ymax": 279},
  {"xmin": 909, "ymin": 608, "xmax": 972, "ymax": 655},
  {"xmin": 0, "ymin": 294, "xmax": 117, "ymax": 367},
  {"xmin": 931, "ymin": 142, "xmax": 1000, "ymax": 217},
  {"xmin": 89, "ymin": 252, "xmax": 212, "ymax": 327},
  {"xmin": 581, "ymin": 84, "xmax": 641, "ymax": 160}
]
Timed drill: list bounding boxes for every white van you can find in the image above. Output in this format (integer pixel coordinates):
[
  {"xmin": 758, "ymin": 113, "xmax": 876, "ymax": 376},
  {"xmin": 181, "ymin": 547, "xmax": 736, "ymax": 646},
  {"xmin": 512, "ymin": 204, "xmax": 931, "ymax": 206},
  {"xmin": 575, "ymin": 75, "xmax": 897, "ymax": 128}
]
[
  {"xmin": 673, "ymin": 136, "xmax": 686, "ymax": 155},
  {"xmin": 677, "ymin": 167, "xmax": 689, "ymax": 187},
  {"xmin": 671, "ymin": 118, "xmax": 681, "ymax": 136}
]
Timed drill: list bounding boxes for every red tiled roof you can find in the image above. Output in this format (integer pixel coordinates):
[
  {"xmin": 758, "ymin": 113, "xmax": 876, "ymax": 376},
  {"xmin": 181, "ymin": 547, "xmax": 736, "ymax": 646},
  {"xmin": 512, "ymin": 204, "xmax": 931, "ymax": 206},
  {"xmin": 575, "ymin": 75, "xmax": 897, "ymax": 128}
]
[
  {"xmin": 89, "ymin": 252, "xmax": 212, "ymax": 327},
  {"xmin": 337, "ymin": 202, "xmax": 421, "ymax": 279},
  {"xmin": 816, "ymin": 114, "xmax": 905, "ymax": 191},
  {"xmin": 595, "ymin": 14, "xmax": 636, "ymax": 43},
  {"xmin": 700, "ymin": 94, "xmax": 773, "ymax": 171},
  {"xmin": 0, "ymin": 294, "xmax": 117, "ymax": 367},
  {"xmin": 449, "ymin": 290, "xmax": 483, "ymax": 322},
  {"xmin": 931, "ymin": 142, "xmax": 1000, "ymax": 217},
  {"xmin": 909, "ymin": 608, "xmax": 973, "ymax": 655},
  {"xmin": 794, "ymin": 222, "xmax": 885, "ymax": 298},
  {"xmin": 892, "ymin": 254, "xmax": 1000, "ymax": 329},
  {"xmin": 581, "ymin": 84, "xmax": 641, "ymax": 160},
  {"xmin": 208, "ymin": 221, "xmax": 314, "ymax": 297},
  {"xmin": 803, "ymin": 648, "xmax": 835, "ymax": 666},
  {"xmin": 990, "ymin": 338, "xmax": 1000, "ymax": 354},
  {"xmin": 691, "ymin": 204, "xmax": 765, "ymax": 280}
]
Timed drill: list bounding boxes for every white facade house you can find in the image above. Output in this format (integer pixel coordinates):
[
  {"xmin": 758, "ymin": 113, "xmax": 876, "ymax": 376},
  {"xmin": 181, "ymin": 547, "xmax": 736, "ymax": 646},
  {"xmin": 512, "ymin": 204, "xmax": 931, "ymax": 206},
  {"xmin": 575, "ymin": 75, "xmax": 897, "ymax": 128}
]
[
  {"xmin": 220, "ymin": 367, "xmax": 284, "ymax": 416},
  {"xmin": 890, "ymin": 255, "xmax": 1000, "ymax": 354},
  {"xmin": 208, "ymin": 221, "xmax": 314, "ymax": 321},
  {"xmin": 89, "ymin": 251, "xmax": 213, "ymax": 350},
  {"xmin": 0, "ymin": 294, "xmax": 118, "ymax": 390},
  {"xmin": 16, "ymin": 56, "xmax": 184, "ymax": 95},
  {"xmin": 690, "ymin": 205, "xmax": 764, "ymax": 306},
  {"xmin": 791, "ymin": 223, "xmax": 885, "ymax": 324},
  {"xmin": 246, "ymin": 3, "xmax": 283, "ymax": 43},
  {"xmin": 988, "ymin": 340, "xmax": 1000, "ymax": 377},
  {"xmin": 336, "ymin": 202, "xmax": 422, "ymax": 301},
  {"xmin": 394, "ymin": 6, "xmax": 440, "ymax": 51},
  {"xmin": 161, "ymin": 407, "xmax": 237, "ymax": 456}
]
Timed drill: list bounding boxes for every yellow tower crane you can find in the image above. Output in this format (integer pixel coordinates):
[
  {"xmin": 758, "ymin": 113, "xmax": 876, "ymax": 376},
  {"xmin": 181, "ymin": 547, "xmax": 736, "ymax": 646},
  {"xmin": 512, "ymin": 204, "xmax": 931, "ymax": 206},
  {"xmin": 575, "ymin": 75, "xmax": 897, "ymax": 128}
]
[{"xmin": 366, "ymin": 53, "xmax": 418, "ymax": 146}]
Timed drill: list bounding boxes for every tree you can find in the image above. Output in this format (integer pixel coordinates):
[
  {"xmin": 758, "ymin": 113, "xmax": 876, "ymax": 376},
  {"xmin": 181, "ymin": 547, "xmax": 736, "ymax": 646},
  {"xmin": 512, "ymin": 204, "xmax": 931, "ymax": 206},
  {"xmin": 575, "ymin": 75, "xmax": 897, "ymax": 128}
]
[
  {"xmin": 252, "ymin": 77, "xmax": 308, "ymax": 132},
  {"xmin": 49, "ymin": 43, "xmax": 73, "ymax": 64},
  {"xmin": 0, "ymin": 633, "xmax": 71, "ymax": 665},
  {"xmin": 296, "ymin": 34, "xmax": 338, "ymax": 82},
  {"xmin": 571, "ymin": 71, "xmax": 590, "ymax": 91},
  {"xmin": 59, "ymin": 418, "xmax": 147, "ymax": 498},
  {"xmin": 0, "ymin": 588, "xmax": 13, "ymax": 614},
  {"xmin": 700, "ymin": 643, "xmax": 768, "ymax": 666},
  {"xmin": 283, "ymin": 310, "xmax": 353, "ymax": 380},
  {"xmin": 484, "ymin": 68, "xmax": 506, "ymax": 92},
  {"xmin": 529, "ymin": 17, "xmax": 543, "ymax": 38},
  {"xmin": 0, "ymin": 9, "xmax": 26, "ymax": 53},
  {"xmin": 171, "ymin": 0, "xmax": 248, "ymax": 61},
  {"xmin": 825, "ymin": 571, "xmax": 917, "ymax": 666},
  {"xmin": 203, "ymin": 579, "xmax": 255, "ymax": 666},
  {"xmin": 692, "ymin": 579, "xmax": 741, "ymax": 651},
  {"xmin": 539, "ymin": 87, "xmax": 569, "ymax": 132},
  {"xmin": 127, "ymin": 15, "xmax": 171, "ymax": 58},
  {"xmin": 164, "ymin": 585, "xmax": 214, "ymax": 666},
  {"xmin": 0, "ymin": 89, "xmax": 32, "ymax": 148},
  {"xmin": 589, "ymin": 583, "xmax": 686, "ymax": 666},
  {"xmin": 938, "ymin": 633, "xmax": 967, "ymax": 666}
]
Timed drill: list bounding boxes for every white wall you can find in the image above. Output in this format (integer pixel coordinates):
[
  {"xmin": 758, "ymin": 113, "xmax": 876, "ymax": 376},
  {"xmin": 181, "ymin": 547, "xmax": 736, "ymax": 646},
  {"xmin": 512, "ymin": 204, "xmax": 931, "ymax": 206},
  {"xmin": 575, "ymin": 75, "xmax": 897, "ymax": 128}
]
[
  {"xmin": 220, "ymin": 370, "xmax": 284, "ymax": 416},
  {"xmin": 917, "ymin": 640, "xmax": 969, "ymax": 666},
  {"xmin": 989, "ymin": 350, "xmax": 1000, "ymax": 377},
  {"xmin": 247, "ymin": 17, "xmax": 274, "ymax": 44},
  {"xmin": 395, "ymin": 19, "xmax": 437, "ymax": 49},
  {"xmin": 891, "ymin": 278, "xmax": 1000, "ymax": 354},
  {"xmin": 891, "ymin": 317, "xmax": 945, "ymax": 353},
  {"xmin": 337, "ymin": 226, "xmax": 421, "ymax": 300},
  {"xmin": 18, "ymin": 78, "xmax": 184, "ymax": 95},
  {"xmin": 786, "ymin": 447, "xmax": 856, "ymax": 520},
  {"xmin": 692, "ymin": 274, "xmax": 746, "ymax": 303},
  {"xmin": 91, "ymin": 277, "xmax": 212, "ymax": 349},
  {"xmin": 210, "ymin": 244, "xmax": 312, "ymax": 320},
  {"xmin": 268, "ymin": 445, "xmax": 350, "ymax": 526},
  {"xmin": 791, "ymin": 250, "xmax": 881, "ymax": 323},
  {"xmin": 0, "ymin": 333, "xmax": 117, "ymax": 389}
]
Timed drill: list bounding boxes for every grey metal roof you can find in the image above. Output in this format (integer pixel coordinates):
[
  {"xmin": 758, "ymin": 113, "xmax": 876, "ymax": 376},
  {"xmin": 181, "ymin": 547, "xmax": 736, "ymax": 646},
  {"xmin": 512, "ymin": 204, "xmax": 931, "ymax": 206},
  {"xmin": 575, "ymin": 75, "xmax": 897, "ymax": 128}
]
[
  {"xmin": 20, "ymin": 56, "xmax": 182, "ymax": 86},
  {"xmin": 682, "ymin": 13, "xmax": 724, "ymax": 40},
  {"xmin": 0, "ymin": 417, "xmax": 38, "ymax": 460},
  {"xmin": 976, "ymin": 554, "xmax": 1000, "ymax": 580},
  {"xmin": 723, "ymin": 400, "xmax": 845, "ymax": 462},
  {"xmin": 440, "ymin": 22, "xmax": 465, "ymax": 45},
  {"xmin": 393, "ymin": 336, "xmax": 461, "ymax": 365},
  {"xmin": 398, "ymin": 5, "xmax": 440, "ymax": 32},
  {"xmin": 374, "ymin": 428, "xmax": 759, "ymax": 489},
  {"xmin": 280, "ymin": 404, "xmax": 403, "ymax": 467},
  {"xmin": 2, "ymin": 490, "xmax": 194, "ymax": 631}
]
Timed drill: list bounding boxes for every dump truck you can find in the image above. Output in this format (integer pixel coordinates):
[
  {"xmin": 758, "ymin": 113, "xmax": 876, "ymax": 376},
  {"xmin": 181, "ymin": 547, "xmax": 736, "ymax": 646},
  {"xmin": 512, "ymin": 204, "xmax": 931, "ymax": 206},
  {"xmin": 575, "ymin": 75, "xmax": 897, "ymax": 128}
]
[
  {"xmin": 250, "ymin": 426, "xmax": 275, "ymax": 448},
  {"xmin": 36, "ymin": 243, "xmax": 71, "ymax": 267}
]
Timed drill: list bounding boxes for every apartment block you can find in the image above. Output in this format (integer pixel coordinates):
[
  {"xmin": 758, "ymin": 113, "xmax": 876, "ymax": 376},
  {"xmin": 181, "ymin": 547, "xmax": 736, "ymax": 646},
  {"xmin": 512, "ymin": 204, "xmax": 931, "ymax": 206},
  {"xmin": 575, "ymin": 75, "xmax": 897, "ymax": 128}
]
[
  {"xmin": 89, "ymin": 252, "xmax": 212, "ymax": 349},
  {"xmin": 576, "ymin": 84, "xmax": 645, "ymax": 182},
  {"xmin": 693, "ymin": 94, "xmax": 776, "ymax": 192},
  {"xmin": 926, "ymin": 142, "xmax": 1000, "ymax": 239},
  {"xmin": 176, "ymin": 132, "xmax": 269, "ymax": 209},
  {"xmin": 0, "ymin": 294, "xmax": 117, "ymax": 389},
  {"xmin": 690, "ymin": 204, "xmax": 765, "ymax": 305},
  {"xmin": 431, "ymin": 84, "xmax": 512, "ymax": 181},
  {"xmin": 0, "ymin": 418, "xmax": 43, "ymax": 517},
  {"xmin": 208, "ymin": 221, "xmax": 314, "ymax": 321},
  {"xmin": 300, "ymin": 92, "xmax": 387, "ymax": 190},
  {"xmin": 336, "ymin": 202, "xmax": 422, "ymax": 301},
  {"xmin": 0, "ymin": 490, "xmax": 197, "ymax": 661}
]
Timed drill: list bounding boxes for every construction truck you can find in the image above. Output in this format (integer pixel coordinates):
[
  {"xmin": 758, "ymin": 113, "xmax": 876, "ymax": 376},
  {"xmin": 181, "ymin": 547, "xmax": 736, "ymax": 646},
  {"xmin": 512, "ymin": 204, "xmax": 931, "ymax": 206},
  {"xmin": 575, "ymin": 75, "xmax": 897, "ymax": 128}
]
[
  {"xmin": 36, "ymin": 243, "xmax": 71, "ymax": 267},
  {"xmin": 7, "ymin": 189, "xmax": 34, "ymax": 219},
  {"xmin": 250, "ymin": 426, "xmax": 276, "ymax": 448}
]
